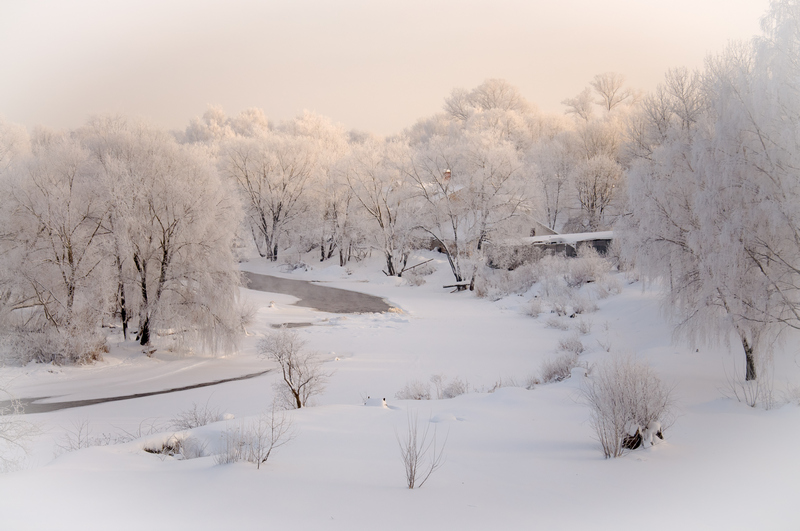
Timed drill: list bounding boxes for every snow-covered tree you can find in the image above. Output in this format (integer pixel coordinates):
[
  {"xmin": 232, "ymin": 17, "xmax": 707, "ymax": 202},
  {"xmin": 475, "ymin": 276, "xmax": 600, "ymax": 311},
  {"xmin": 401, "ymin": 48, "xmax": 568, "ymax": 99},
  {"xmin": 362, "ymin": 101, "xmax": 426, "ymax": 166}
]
[
  {"xmin": 0, "ymin": 133, "xmax": 111, "ymax": 363},
  {"xmin": 562, "ymin": 88, "xmax": 595, "ymax": 123},
  {"xmin": 621, "ymin": 0, "xmax": 800, "ymax": 380},
  {"xmin": 590, "ymin": 72, "xmax": 632, "ymax": 112},
  {"xmin": 406, "ymin": 130, "xmax": 527, "ymax": 285},
  {"xmin": 222, "ymin": 130, "xmax": 318, "ymax": 261},
  {"xmin": 343, "ymin": 138, "xmax": 418, "ymax": 276},
  {"xmin": 529, "ymin": 134, "xmax": 576, "ymax": 231},
  {"xmin": 84, "ymin": 117, "xmax": 242, "ymax": 352},
  {"xmin": 282, "ymin": 112, "xmax": 353, "ymax": 263},
  {"xmin": 571, "ymin": 154, "xmax": 623, "ymax": 231},
  {"xmin": 0, "ymin": 117, "xmax": 30, "ymax": 174}
]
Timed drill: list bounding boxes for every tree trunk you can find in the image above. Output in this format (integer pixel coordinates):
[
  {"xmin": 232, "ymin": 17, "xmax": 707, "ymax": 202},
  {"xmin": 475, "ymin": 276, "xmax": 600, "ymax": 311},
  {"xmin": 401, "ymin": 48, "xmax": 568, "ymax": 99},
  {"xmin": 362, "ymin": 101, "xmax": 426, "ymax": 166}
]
[
  {"xmin": 133, "ymin": 254, "xmax": 151, "ymax": 346},
  {"xmin": 139, "ymin": 316, "xmax": 150, "ymax": 346},
  {"xmin": 742, "ymin": 337, "xmax": 757, "ymax": 381},
  {"xmin": 385, "ymin": 251, "xmax": 396, "ymax": 276},
  {"xmin": 115, "ymin": 254, "xmax": 129, "ymax": 340}
]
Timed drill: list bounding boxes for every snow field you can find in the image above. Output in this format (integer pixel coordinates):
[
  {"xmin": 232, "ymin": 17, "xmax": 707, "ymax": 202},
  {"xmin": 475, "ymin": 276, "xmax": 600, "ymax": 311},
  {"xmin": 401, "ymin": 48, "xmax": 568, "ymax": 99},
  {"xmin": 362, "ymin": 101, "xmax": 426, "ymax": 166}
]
[{"xmin": 0, "ymin": 253, "xmax": 798, "ymax": 530}]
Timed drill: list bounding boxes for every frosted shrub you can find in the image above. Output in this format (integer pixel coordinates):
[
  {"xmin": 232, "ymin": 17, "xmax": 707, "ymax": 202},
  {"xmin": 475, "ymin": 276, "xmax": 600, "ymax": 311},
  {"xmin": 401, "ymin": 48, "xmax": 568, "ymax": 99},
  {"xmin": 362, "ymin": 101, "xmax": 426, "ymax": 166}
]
[
  {"xmin": 571, "ymin": 294, "xmax": 598, "ymax": 315},
  {"xmin": 442, "ymin": 377, "xmax": 468, "ymax": 399},
  {"xmin": 396, "ymin": 380, "xmax": 431, "ymax": 400},
  {"xmin": 539, "ymin": 353, "xmax": 587, "ymax": 383},
  {"xmin": 430, "ymin": 374, "xmax": 468, "ymax": 399},
  {"xmin": 591, "ymin": 274, "xmax": 623, "ymax": 299},
  {"xmin": 142, "ymin": 434, "xmax": 205, "ymax": 459},
  {"xmin": 580, "ymin": 355, "xmax": 674, "ymax": 458},
  {"xmin": 11, "ymin": 325, "xmax": 107, "ymax": 365},
  {"xmin": 557, "ymin": 333, "xmax": 585, "ymax": 355},
  {"xmin": 404, "ymin": 273, "xmax": 427, "ymax": 287},
  {"xmin": 542, "ymin": 282, "xmax": 600, "ymax": 317},
  {"xmin": 56, "ymin": 418, "xmax": 167, "ymax": 455},
  {"xmin": 550, "ymin": 294, "xmax": 571, "ymax": 317},
  {"xmin": 546, "ymin": 316, "xmax": 570, "ymax": 331},
  {"xmin": 567, "ymin": 246, "xmax": 611, "ymax": 288},
  {"xmin": 171, "ymin": 401, "xmax": 221, "ymax": 430},
  {"xmin": 215, "ymin": 407, "xmax": 294, "ymax": 469},
  {"xmin": 534, "ymin": 256, "xmax": 567, "ymax": 289},
  {"xmin": 575, "ymin": 318, "xmax": 593, "ymax": 335},
  {"xmin": 474, "ymin": 262, "xmax": 539, "ymax": 300},
  {"xmin": 403, "ymin": 262, "xmax": 436, "ymax": 287},
  {"xmin": 0, "ymin": 386, "xmax": 34, "ymax": 470},
  {"xmin": 540, "ymin": 274, "xmax": 569, "ymax": 300},
  {"xmin": 525, "ymin": 298, "xmax": 543, "ymax": 318},
  {"xmin": 786, "ymin": 386, "xmax": 800, "ymax": 407}
]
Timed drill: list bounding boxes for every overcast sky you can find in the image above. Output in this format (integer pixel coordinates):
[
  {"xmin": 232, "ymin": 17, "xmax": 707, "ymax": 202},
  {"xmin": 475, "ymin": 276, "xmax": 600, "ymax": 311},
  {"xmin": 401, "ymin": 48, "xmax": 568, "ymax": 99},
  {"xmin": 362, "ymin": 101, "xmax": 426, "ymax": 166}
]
[{"xmin": 0, "ymin": 0, "xmax": 770, "ymax": 135}]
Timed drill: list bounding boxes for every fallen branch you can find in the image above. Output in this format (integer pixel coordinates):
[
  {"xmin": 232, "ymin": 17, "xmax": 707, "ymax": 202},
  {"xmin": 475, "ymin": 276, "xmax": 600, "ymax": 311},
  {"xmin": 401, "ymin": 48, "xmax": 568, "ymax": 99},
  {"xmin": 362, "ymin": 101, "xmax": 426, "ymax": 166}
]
[{"xmin": 400, "ymin": 259, "xmax": 434, "ymax": 274}]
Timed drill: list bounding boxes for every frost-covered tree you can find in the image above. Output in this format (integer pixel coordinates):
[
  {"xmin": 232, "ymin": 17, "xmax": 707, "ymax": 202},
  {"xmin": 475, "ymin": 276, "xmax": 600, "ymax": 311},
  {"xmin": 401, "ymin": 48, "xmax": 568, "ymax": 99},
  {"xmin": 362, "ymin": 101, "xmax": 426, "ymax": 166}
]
[
  {"xmin": 406, "ymin": 131, "xmax": 527, "ymax": 285},
  {"xmin": 0, "ymin": 117, "xmax": 30, "ymax": 174},
  {"xmin": 0, "ymin": 134, "xmax": 110, "ymax": 362},
  {"xmin": 282, "ymin": 112, "xmax": 352, "ymax": 263},
  {"xmin": 84, "ymin": 117, "xmax": 242, "ymax": 352},
  {"xmin": 222, "ymin": 130, "xmax": 318, "ymax": 261},
  {"xmin": 621, "ymin": 0, "xmax": 800, "ymax": 380},
  {"xmin": 343, "ymin": 138, "xmax": 418, "ymax": 276},
  {"xmin": 184, "ymin": 105, "xmax": 235, "ymax": 146},
  {"xmin": 590, "ymin": 72, "xmax": 632, "ymax": 112},
  {"xmin": 562, "ymin": 87, "xmax": 595, "ymax": 123},
  {"xmin": 258, "ymin": 327, "xmax": 330, "ymax": 409},
  {"xmin": 571, "ymin": 154, "xmax": 623, "ymax": 231},
  {"xmin": 529, "ymin": 133, "xmax": 577, "ymax": 231}
]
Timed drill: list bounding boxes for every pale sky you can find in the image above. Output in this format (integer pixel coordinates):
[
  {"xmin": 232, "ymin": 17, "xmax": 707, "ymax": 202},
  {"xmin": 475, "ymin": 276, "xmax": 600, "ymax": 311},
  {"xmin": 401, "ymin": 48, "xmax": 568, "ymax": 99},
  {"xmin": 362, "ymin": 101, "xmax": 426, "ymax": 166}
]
[{"xmin": 0, "ymin": 0, "xmax": 770, "ymax": 135}]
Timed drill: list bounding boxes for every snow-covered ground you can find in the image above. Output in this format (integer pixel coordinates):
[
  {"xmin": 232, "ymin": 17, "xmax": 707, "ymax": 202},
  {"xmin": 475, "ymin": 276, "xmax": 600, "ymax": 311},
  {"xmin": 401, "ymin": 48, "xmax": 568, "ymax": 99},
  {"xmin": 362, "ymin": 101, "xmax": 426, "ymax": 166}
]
[{"xmin": 1, "ymin": 252, "xmax": 799, "ymax": 530}]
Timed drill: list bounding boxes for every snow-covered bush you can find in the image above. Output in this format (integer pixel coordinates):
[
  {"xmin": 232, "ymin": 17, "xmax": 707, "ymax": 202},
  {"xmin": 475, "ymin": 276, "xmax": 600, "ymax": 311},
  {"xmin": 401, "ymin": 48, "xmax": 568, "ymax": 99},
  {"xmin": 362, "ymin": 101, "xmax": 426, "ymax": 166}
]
[
  {"xmin": 557, "ymin": 333, "xmax": 585, "ymax": 355},
  {"xmin": 395, "ymin": 380, "xmax": 431, "ymax": 400},
  {"xmin": 575, "ymin": 318, "xmax": 593, "ymax": 335},
  {"xmin": 143, "ymin": 435, "xmax": 189, "ymax": 458},
  {"xmin": 786, "ymin": 386, "xmax": 800, "ymax": 407},
  {"xmin": 546, "ymin": 316, "xmax": 570, "ymax": 331},
  {"xmin": 430, "ymin": 374, "xmax": 469, "ymax": 399},
  {"xmin": 474, "ymin": 263, "xmax": 539, "ymax": 300},
  {"xmin": 571, "ymin": 294, "xmax": 598, "ymax": 315},
  {"xmin": 180, "ymin": 436, "xmax": 208, "ymax": 459},
  {"xmin": 527, "ymin": 251, "xmax": 611, "ymax": 318},
  {"xmin": 215, "ymin": 408, "xmax": 293, "ymax": 469},
  {"xmin": 550, "ymin": 293, "xmax": 571, "ymax": 317},
  {"xmin": 55, "ymin": 418, "xmax": 167, "ymax": 455},
  {"xmin": 539, "ymin": 353, "xmax": 588, "ymax": 383},
  {"xmin": 0, "ymin": 386, "xmax": 34, "ymax": 471},
  {"xmin": 525, "ymin": 298, "xmax": 543, "ymax": 318},
  {"xmin": 590, "ymin": 274, "xmax": 623, "ymax": 300},
  {"xmin": 442, "ymin": 378, "xmax": 468, "ymax": 399},
  {"xmin": 545, "ymin": 285, "xmax": 598, "ymax": 318},
  {"xmin": 9, "ymin": 324, "xmax": 107, "ymax": 365},
  {"xmin": 580, "ymin": 355, "xmax": 673, "ymax": 458},
  {"xmin": 403, "ymin": 261, "xmax": 436, "ymax": 287},
  {"xmin": 566, "ymin": 246, "xmax": 611, "ymax": 287},
  {"xmin": 171, "ymin": 401, "xmax": 222, "ymax": 430}
]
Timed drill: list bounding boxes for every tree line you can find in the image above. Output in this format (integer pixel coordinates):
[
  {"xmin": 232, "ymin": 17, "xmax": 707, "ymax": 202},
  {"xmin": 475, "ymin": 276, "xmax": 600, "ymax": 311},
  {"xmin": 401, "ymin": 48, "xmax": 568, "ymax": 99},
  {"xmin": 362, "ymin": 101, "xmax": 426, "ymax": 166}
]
[
  {"xmin": 0, "ymin": 74, "xmax": 635, "ymax": 362},
  {"xmin": 2, "ymin": 0, "xmax": 799, "ymax": 381}
]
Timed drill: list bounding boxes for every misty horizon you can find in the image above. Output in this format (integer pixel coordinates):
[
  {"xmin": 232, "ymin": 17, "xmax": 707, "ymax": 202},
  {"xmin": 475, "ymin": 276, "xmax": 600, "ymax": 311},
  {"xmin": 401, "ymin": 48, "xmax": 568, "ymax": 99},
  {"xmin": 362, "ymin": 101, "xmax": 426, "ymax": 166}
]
[{"xmin": 1, "ymin": 0, "xmax": 768, "ymax": 135}]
